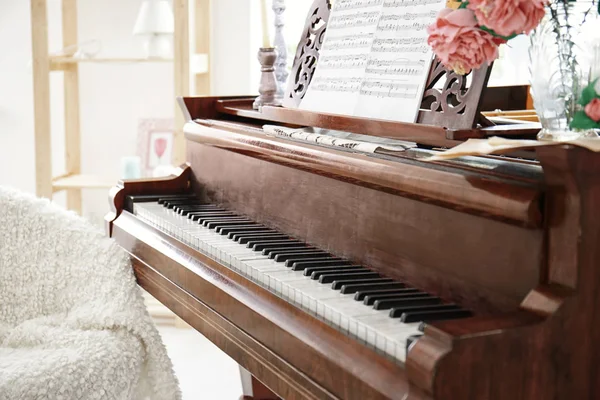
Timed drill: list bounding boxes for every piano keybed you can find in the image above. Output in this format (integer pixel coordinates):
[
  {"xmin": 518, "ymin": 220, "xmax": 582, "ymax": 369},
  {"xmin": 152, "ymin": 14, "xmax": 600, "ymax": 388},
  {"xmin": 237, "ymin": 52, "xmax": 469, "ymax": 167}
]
[{"xmin": 132, "ymin": 194, "xmax": 473, "ymax": 364}]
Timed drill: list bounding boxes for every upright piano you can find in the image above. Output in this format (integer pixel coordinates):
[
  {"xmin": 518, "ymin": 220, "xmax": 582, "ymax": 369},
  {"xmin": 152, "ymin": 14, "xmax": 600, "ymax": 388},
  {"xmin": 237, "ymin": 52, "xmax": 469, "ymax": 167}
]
[{"xmin": 106, "ymin": 96, "xmax": 600, "ymax": 400}]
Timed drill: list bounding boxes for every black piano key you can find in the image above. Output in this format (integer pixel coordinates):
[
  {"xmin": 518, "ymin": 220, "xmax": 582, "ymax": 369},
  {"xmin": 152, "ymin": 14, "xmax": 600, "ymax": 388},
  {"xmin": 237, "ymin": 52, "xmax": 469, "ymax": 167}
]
[
  {"xmin": 338, "ymin": 281, "xmax": 402, "ymax": 294},
  {"xmin": 232, "ymin": 232, "xmax": 283, "ymax": 242},
  {"xmin": 264, "ymin": 246, "xmax": 316, "ymax": 257},
  {"xmin": 213, "ymin": 222, "xmax": 258, "ymax": 232},
  {"xmin": 303, "ymin": 264, "xmax": 362, "ymax": 275},
  {"xmin": 287, "ymin": 257, "xmax": 343, "ymax": 268},
  {"xmin": 318, "ymin": 272, "xmax": 379, "ymax": 283},
  {"xmin": 253, "ymin": 241, "xmax": 304, "ymax": 252},
  {"xmin": 265, "ymin": 246, "xmax": 316, "ymax": 257},
  {"xmin": 400, "ymin": 308, "xmax": 473, "ymax": 323},
  {"xmin": 274, "ymin": 251, "xmax": 331, "ymax": 263},
  {"xmin": 175, "ymin": 204, "xmax": 221, "ymax": 210},
  {"xmin": 237, "ymin": 233, "xmax": 288, "ymax": 243},
  {"xmin": 270, "ymin": 249, "xmax": 326, "ymax": 261},
  {"xmin": 388, "ymin": 304, "xmax": 460, "ymax": 319},
  {"xmin": 363, "ymin": 290, "xmax": 427, "ymax": 306},
  {"xmin": 161, "ymin": 199, "xmax": 200, "ymax": 208},
  {"xmin": 406, "ymin": 334, "xmax": 423, "ymax": 354},
  {"xmin": 373, "ymin": 296, "xmax": 441, "ymax": 310},
  {"xmin": 216, "ymin": 224, "xmax": 265, "ymax": 235},
  {"xmin": 188, "ymin": 212, "xmax": 237, "ymax": 220},
  {"xmin": 220, "ymin": 226, "xmax": 272, "ymax": 235},
  {"xmin": 204, "ymin": 217, "xmax": 251, "ymax": 229},
  {"xmin": 290, "ymin": 259, "xmax": 352, "ymax": 270},
  {"xmin": 246, "ymin": 238, "xmax": 301, "ymax": 248},
  {"xmin": 354, "ymin": 287, "xmax": 417, "ymax": 302},
  {"xmin": 333, "ymin": 278, "xmax": 395, "ymax": 292},
  {"xmin": 127, "ymin": 194, "xmax": 193, "ymax": 211},
  {"xmin": 198, "ymin": 216, "xmax": 246, "ymax": 225},
  {"xmin": 156, "ymin": 194, "xmax": 197, "ymax": 205},
  {"xmin": 179, "ymin": 207, "xmax": 226, "ymax": 215}
]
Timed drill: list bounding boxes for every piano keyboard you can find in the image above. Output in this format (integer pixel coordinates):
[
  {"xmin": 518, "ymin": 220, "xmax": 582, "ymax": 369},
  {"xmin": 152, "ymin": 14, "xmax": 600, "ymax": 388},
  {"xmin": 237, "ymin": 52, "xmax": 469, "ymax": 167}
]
[{"xmin": 131, "ymin": 195, "xmax": 472, "ymax": 364}]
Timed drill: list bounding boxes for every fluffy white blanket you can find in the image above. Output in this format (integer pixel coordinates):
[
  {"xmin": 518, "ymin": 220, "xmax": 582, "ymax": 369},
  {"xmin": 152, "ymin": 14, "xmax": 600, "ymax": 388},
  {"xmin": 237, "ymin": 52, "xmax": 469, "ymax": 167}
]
[{"xmin": 0, "ymin": 187, "xmax": 181, "ymax": 400}]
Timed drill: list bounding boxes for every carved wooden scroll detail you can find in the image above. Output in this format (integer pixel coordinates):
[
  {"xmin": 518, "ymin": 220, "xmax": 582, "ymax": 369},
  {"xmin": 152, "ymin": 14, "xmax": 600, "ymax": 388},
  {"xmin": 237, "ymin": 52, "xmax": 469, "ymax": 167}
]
[
  {"xmin": 418, "ymin": 60, "xmax": 492, "ymax": 130},
  {"xmin": 283, "ymin": 0, "xmax": 332, "ymax": 107}
]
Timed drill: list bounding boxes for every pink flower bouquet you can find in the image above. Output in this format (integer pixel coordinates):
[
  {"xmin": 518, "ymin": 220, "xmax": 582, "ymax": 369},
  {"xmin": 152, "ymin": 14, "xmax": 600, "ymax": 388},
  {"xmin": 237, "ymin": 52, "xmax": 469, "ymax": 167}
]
[{"xmin": 427, "ymin": 0, "xmax": 548, "ymax": 75}]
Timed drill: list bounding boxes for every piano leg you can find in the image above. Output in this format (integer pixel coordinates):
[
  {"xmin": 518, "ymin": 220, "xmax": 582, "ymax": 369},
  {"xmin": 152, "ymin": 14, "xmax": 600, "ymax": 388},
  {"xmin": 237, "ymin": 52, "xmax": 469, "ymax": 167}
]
[{"xmin": 239, "ymin": 367, "xmax": 280, "ymax": 400}]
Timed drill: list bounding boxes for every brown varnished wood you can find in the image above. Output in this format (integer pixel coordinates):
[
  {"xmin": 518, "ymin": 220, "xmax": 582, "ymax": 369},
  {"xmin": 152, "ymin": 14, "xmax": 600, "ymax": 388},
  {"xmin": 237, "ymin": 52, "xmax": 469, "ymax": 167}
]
[
  {"xmin": 108, "ymin": 95, "xmax": 600, "ymax": 399},
  {"xmin": 240, "ymin": 369, "xmax": 281, "ymax": 400},
  {"xmin": 179, "ymin": 95, "xmax": 256, "ymax": 123},
  {"xmin": 131, "ymin": 255, "xmax": 327, "ymax": 400},
  {"xmin": 181, "ymin": 96, "xmax": 540, "ymax": 145},
  {"xmin": 105, "ymin": 165, "xmax": 191, "ymax": 236},
  {"xmin": 185, "ymin": 121, "xmax": 542, "ymax": 229},
  {"xmin": 113, "ymin": 212, "xmax": 413, "ymax": 400},
  {"xmin": 216, "ymin": 99, "xmax": 459, "ymax": 148},
  {"xmin": 184, "ymin": 126, "xmax": 543, "ymax": 313},
  {"xmin": 405, "ymin": 146, "xmax": 600, "ymax": 399}
]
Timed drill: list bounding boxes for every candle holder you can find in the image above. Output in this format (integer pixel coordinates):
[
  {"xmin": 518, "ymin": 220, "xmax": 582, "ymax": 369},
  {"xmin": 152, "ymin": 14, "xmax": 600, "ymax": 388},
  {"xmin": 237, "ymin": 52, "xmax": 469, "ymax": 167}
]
[{"xmin": 253, "ymin": 47, "xmax": 280, "ymax": 110}]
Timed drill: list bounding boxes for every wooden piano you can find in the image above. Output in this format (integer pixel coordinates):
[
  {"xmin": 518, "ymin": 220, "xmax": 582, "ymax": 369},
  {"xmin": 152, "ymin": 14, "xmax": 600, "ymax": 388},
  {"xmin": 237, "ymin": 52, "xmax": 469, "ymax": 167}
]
[{"xmin": 105, "ymin": 95, "xmax": 600, "ymax": 400}]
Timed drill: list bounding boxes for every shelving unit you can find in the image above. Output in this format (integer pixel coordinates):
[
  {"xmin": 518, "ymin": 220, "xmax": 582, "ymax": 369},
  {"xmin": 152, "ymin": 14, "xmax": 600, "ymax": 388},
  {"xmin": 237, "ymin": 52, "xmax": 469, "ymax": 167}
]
[{"xmin": 30, "ymin": 0, "xmax": 211, "ymax": 214}]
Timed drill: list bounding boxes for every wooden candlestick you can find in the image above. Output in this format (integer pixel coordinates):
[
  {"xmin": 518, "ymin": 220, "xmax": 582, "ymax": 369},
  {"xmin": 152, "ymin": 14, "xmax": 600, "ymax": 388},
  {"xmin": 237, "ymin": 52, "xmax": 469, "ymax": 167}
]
[{"xmin": 253, "ymin": 47, "xmax": 280, "ymax": 110}]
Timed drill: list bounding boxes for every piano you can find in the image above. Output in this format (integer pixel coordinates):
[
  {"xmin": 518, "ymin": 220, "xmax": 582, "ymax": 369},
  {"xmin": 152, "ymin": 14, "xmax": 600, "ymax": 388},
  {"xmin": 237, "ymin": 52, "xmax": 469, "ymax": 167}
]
[{"xmin": 106, "ymin": 96, "xmax": 600, "ymax": 400}]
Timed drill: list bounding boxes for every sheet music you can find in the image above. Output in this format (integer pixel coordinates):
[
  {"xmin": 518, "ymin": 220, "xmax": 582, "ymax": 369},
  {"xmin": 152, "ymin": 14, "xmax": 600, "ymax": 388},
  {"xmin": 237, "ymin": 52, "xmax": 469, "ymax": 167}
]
[
  {"xmin": 298, "ymin": 0, "xmax": 446, "ymax": 123},
  {"xmin": 262, "ymin": 124, "xmax": 415, "ymax": 153}
]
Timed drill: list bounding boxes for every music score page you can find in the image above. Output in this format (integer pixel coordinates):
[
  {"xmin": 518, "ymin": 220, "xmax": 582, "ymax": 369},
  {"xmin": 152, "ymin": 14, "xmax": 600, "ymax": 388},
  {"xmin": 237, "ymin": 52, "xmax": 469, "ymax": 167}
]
[{"xmin": 298, "ymin": 0, "xmax": 446, "ymax": 123}]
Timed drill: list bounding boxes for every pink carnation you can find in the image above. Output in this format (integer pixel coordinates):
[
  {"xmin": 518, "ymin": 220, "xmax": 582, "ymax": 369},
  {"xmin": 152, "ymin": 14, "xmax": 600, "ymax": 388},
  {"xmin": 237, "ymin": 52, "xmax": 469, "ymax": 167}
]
[
  {"xmin": 585, "ymin": 98, "xmax": 600, "ymax": 122},
  {"xmin": 468, "ymin": 0, "xmax": 547, "ymax": 37},
  {"xmin": 427, "ymin": 8, "xmax": 503, "ymax": 75}
]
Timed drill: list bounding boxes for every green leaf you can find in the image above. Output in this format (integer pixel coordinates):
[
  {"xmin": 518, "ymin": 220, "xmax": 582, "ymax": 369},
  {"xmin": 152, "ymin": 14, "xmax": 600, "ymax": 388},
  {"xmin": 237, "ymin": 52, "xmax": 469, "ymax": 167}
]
[
  {"xmin": 570, "ymin": 111, "xmax": 600, "ymax": 130},
  {"xmin": 458, "ymin": 1, "xmax": 469, "ymax": 9},
  {"xmin": 579, "ymin": 79, "xmax": 599, "ymax": 106},
  {"xmin": 479, "ymin": 25, "xmax": 519, "ymax": 41}
]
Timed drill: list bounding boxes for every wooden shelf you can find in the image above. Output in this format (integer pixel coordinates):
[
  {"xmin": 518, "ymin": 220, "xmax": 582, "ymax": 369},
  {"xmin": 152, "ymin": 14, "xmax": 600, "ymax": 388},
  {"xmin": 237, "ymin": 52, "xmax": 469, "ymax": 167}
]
[{"xmin": 52, "ymin": 174, "xmax": 115, "ymax": 192}]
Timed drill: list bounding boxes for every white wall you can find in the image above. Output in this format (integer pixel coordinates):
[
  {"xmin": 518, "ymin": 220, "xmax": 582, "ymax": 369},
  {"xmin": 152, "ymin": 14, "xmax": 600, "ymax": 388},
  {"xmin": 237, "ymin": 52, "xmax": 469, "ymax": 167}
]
[{"xmin": 0, "ymin": 0, "xmax": 262, "ymax": 225}]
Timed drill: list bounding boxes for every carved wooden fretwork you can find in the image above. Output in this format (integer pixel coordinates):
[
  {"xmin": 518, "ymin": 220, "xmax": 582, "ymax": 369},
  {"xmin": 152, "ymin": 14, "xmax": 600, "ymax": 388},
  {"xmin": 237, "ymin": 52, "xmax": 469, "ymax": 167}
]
[
  {"xmin": 418, "ymin": 60, "xmax": 492, "ymax": 129},
  {"xmin": 283, "ymin": 0, "xmax": 332, "ymax": 107}
]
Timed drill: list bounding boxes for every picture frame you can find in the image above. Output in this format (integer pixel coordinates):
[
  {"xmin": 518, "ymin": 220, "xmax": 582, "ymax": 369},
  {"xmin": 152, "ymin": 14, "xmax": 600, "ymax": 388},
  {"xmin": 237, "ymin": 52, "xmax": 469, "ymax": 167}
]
[{"xmin": 137, "ymin": 118, "xmax": 175, "ymax": 177}]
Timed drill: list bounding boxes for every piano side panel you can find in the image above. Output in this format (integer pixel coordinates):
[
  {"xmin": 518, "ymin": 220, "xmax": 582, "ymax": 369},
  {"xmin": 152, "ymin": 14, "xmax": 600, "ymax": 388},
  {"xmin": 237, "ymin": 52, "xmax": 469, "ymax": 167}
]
[{"xmin": 187, "ymin": 140, "xmax": 543, "ymax": 313}]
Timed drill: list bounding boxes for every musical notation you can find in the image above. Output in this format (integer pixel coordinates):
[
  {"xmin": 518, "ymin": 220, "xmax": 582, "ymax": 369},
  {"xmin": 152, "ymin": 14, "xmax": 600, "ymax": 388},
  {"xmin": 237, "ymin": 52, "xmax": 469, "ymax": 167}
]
[
  {"xmin": 329, "ymin": 11, "xmax": 380, "ymax": 29},
  {"xmin": 319, "ymin": 54, "xmax": 368, "ymax": 70},
  {"xmin": 311, "ymin": 77, "xmax": 363, "ymax": 93},
  {"xmin": 377, "ymin": 21, "xmax": 429, "ymax": 32},
  {"xmin": 372, "ymin": 38, "xmax": 429, "ymax": 53},
  {"xmin": 337, "ymin": 0, "xmax": 384, "ymax": 11},
  {"xmin": 383, "ymin": 0, "xmax": 444, "ymax": 6},
  {"xmin": 326, "ymin": 34, "xmax": 374, "ymax": 51},
  {"xmin": 365, "ymin": 58, "xmax": 426, "ymax": 76},
  {"xmin": 359, "ymin": 81, "xmax": 420, "ymax": 99}
]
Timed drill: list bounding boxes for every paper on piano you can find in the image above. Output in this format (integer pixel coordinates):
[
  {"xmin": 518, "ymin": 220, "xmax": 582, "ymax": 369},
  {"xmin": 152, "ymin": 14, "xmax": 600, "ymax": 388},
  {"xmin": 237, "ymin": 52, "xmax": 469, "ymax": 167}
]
[
  {"xmin": 425, "ymin": 137, "xmax": 600, "ymax": 161},
  {"xmin": 295, "ymin": 0, "xmax": 446, "ymax": 123},
  {"xmin": 262, "ymin": 124, "xmax": 415, "ymax": 153}
]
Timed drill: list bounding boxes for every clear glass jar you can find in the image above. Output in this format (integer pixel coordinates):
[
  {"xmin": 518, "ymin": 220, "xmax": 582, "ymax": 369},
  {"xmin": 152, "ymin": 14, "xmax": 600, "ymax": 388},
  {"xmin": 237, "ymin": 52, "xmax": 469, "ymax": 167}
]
[{"xmin": 529, "ymin": 1, "xmax": 600, "ymax": 141}]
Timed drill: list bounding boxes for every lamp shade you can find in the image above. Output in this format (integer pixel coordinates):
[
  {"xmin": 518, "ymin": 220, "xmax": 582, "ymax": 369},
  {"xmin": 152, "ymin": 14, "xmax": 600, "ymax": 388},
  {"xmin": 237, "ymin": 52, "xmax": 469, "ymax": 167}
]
[{"xmin": 133, "ymin": 0, "xmax": 174, "ymax": 35}]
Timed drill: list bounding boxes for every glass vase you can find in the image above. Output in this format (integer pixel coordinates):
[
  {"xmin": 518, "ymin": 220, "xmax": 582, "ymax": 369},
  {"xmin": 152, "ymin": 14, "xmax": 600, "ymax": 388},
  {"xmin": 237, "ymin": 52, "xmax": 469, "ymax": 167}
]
[{"xmin": 528, "ymin": 1, "xmax": 600, "ymax": 141}]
